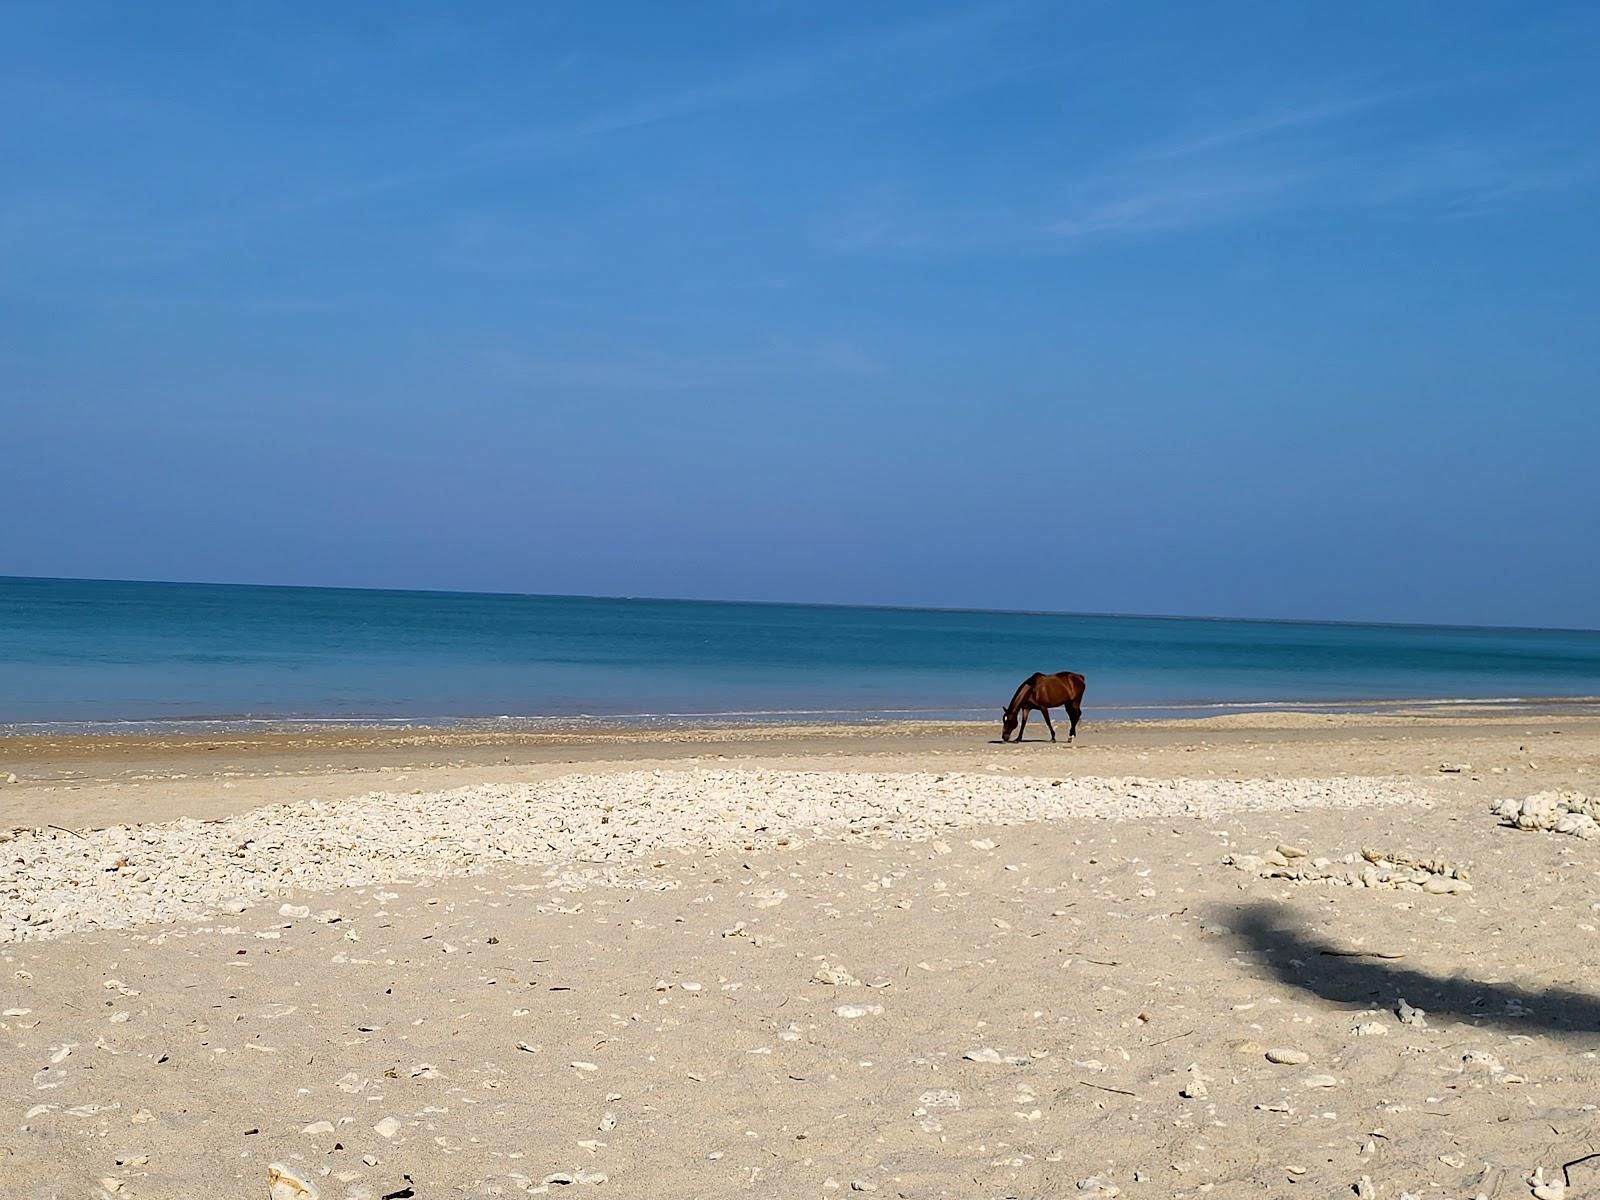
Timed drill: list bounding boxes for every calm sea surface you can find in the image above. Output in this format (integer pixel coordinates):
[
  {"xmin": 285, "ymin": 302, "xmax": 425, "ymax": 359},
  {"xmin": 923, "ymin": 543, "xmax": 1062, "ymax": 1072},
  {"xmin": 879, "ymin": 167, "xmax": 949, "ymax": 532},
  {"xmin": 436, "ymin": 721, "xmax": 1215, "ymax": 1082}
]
[{"xmin": 2, "ymin": 576, "xmax": 1598, "ymax": 728}]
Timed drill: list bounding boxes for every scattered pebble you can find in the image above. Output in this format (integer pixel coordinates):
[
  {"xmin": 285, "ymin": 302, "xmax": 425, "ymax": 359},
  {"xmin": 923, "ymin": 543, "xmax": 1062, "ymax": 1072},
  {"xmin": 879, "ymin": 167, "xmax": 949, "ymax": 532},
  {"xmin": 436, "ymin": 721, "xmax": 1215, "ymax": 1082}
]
[
  {"xmin": 833, "ymin": 1004, "xmax": 882, "ymax": 1019},
  {"xmin": 1075, "ymin": 1177, "xmax": 1120, "ymax": 1198},
  {"xmin": 1528, "ymin": 1167, "xmax": 1567, "ymax": 1199},
  {"xmin": 267, "ymin": 1163, "xmax": 320, "ymax": 1200},
  {"xmin": 1265, "ymin": 1048, "xmax": 1309, "ymax": 1065},
  {"xmin": 1493, "ymin": 792, "xmax": 1600, "ymax": 839}
]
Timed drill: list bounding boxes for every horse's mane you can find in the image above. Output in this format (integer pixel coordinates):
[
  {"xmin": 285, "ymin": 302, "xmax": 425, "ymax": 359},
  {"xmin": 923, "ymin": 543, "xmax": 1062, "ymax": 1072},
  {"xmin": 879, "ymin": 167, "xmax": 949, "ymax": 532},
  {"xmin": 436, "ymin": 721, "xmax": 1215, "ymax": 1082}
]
[{"xmin": 1005, "ymin": 673, "xmax": 1040, "ymax": 714}]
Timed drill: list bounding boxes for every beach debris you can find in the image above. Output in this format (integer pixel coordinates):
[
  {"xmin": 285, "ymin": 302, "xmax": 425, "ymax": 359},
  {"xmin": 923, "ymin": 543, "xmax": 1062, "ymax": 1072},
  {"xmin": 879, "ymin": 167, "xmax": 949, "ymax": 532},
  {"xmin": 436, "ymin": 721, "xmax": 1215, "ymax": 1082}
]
[
  {"xmin": 1304, "ymin": 1073, "xmax": 1338, "ymax": 1088},
  {"xmin": 1265, "ymin": 1048, "xmax": 1310, "ymax": 1065},
  {"xmin": 833, "ymin": 1004, "xmax": 882, "ymax": 1019},
  {"xmin": 1354, "ymin": 1176, "xmax": 1376, "ymax": 1199},
  {"xmin": 1492, "ymin": 792, "xmax": 1600, "ymax": 839},
  {"xmin": 278, "ymin": 903, "xmax": 310, "ymax": 919},
  {"xmin": 813, "ymin": 961, "xmax": 861, "ymax": 986},
  {"xmin": 1178, "ymin": 1064, "xmax": 1210, "ymax": 1099},
  {"xmin": 1075, "ymin": 1177, "xmax": 1120, "ymax": 1198},
  {"xmin": 917, "ymin": 1088, "xmax": 961, "ymax": 1112},
  {"xmin": 1363, "ymin": 847, "xmax": 1464, "ymax": 875},
  {"xmin": 1462, "ymin": 1049, "xmax": 1505, "ymax": 1074},
  {"xmin": 963, "ymin": 1047, "xmax": 1029, "ymax": 1065},
  {"xmin": 1396, "ymin": 998, "xmax": 1428, "ymax": 1027},
  {"xmin": 1225, "ymin": 845, "xmax": 1468, "ymax": 891},
  {"xmin": 0, "ymin": 769, "xmax": 1426, "ymax": 944},
  {"xmin": 373, "ymin": 1116, "xmax": 402, "ymax": 1139},
  {"xmin": 1528, "ymin": 1166, "xmax": 1566, "ymax": 1199},
  {"xmin": 1439, "ymin": 763, "xmax": 1471, "ymax": 774},
  {"xmin": 267, "ymin": 1163, "xmax": 321, "ymax": 1200}
]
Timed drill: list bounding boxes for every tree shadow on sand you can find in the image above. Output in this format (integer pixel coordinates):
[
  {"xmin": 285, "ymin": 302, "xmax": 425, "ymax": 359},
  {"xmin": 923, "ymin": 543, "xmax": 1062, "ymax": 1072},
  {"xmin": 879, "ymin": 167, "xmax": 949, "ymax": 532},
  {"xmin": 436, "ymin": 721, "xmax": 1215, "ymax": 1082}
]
[{"xmin": 1217, "ymin": 900, "xmax": 1600, "ymax": 1035}]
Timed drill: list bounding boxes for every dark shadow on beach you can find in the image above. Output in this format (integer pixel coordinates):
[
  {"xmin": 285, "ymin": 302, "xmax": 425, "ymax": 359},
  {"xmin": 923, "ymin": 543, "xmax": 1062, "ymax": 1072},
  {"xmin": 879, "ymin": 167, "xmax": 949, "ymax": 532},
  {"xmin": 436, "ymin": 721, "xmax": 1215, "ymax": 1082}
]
[{"xmin": 1218, "ymin": 900, "xmax": 1600, "ymax": 1035}]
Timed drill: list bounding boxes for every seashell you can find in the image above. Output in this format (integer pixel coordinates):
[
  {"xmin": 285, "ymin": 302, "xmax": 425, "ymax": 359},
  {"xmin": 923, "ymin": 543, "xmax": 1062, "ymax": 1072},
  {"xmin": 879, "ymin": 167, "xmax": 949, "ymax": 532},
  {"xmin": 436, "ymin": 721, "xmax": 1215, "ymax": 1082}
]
[{"xmin": 267, "ymin": 1163, "xmax": 321, "ymax": 1200}]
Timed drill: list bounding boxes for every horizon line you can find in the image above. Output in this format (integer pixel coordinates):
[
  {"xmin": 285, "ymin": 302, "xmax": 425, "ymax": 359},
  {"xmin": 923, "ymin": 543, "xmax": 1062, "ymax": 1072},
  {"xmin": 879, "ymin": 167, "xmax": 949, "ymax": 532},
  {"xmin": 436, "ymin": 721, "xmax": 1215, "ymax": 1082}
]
[{"xmin": 4, "ymin": 572, "xmax": 1598, "ymax": 637}]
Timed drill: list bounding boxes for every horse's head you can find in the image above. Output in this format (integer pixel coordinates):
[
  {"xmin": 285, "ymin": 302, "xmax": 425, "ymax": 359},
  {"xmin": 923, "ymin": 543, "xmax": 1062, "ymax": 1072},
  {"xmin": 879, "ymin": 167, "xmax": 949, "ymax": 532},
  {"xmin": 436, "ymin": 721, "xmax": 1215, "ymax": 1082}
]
[{"xmin": 1000, "ymin": 707, "xmax": 1018, "ymax": 742}]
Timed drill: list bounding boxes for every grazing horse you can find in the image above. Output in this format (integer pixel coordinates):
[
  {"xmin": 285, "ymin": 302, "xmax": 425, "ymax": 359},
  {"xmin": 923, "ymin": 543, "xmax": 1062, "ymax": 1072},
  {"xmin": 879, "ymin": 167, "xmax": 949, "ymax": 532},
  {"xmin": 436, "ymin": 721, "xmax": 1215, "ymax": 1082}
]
[{"xmin": 1000, "ymin": 671, "xmax": 1086, "ymax": 743}]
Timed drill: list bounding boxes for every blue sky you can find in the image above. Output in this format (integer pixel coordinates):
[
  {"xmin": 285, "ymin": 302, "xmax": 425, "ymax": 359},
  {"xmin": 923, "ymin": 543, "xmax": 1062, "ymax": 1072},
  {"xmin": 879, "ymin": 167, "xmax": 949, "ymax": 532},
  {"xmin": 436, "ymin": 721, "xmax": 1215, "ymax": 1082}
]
[{"xmin": 3, "ymin": 2, "xmax": 1597, "ymax": 627}]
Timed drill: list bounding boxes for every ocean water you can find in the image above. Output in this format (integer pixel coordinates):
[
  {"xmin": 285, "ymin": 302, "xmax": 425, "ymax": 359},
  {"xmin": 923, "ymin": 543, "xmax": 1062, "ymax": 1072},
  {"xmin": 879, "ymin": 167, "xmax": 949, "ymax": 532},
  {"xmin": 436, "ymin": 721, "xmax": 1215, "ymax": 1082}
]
[{"xmin": 2, "ymin": 576, "xmax": 1598, "ymax": 729}]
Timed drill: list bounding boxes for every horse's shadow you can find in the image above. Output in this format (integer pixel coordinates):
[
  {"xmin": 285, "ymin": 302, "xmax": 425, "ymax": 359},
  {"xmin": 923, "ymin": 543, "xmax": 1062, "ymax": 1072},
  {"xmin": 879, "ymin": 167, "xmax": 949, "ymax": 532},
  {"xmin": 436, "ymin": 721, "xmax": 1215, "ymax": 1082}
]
[{"xmin": 1218, "ymin": 900, "xmax": 1600, "ymax": 1035}]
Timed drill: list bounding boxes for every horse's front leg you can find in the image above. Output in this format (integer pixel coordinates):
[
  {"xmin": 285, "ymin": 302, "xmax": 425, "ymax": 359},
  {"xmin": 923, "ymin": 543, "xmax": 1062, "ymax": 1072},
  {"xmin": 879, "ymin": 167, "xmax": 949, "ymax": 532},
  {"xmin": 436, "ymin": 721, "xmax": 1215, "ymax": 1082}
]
[
  {"xmin": 1015, "ymin": 709, "xmax": 1030, "ymax": 741},
  {"xmin": 1041, "ymin": 708, "xmax": 1056, "ymax": 742}
]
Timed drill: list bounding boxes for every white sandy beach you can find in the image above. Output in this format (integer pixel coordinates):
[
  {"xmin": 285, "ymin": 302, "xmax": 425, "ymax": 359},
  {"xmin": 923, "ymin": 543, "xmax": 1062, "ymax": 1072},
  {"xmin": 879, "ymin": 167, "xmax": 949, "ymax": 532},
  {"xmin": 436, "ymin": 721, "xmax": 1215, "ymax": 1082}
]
[{"xmin": 2, "ymin": 713, "xmax": 1599, "ymax": 1199}]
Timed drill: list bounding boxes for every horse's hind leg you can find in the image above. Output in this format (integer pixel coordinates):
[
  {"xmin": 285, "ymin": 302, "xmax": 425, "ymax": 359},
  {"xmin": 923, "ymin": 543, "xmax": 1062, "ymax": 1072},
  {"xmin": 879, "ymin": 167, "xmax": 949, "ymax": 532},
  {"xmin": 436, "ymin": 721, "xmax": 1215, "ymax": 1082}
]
[
  {"xmin": 1041, "ymin": 708, "xmax": 1056, "ymax": 742},
  {"xmin": 1066, "ymin": 701, "xmax": 1081, "ymax": 740}
]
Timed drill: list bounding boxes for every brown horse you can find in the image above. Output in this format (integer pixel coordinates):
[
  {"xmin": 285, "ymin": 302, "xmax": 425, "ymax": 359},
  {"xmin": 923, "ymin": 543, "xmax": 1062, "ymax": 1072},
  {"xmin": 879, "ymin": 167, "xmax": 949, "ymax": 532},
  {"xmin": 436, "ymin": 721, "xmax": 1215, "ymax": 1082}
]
[{"xmin": 1000, "ymin": 671, "xmax": 1085, "ymax": 743}]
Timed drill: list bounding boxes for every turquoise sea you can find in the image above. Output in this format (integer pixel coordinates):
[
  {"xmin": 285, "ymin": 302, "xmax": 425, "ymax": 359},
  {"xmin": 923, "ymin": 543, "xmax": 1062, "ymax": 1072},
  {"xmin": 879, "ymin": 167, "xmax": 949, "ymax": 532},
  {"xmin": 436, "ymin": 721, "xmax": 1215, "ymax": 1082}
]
[{"xmin": 2, "ymin": 576, "xmax": 1598, "ymax": 729}]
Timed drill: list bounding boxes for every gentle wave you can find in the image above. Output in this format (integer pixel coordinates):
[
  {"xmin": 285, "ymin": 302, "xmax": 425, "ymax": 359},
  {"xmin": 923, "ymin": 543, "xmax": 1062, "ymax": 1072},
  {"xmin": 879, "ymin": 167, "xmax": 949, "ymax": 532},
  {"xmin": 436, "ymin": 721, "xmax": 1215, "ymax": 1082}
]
[{"xmin": 4, "ymin": 694, "xmax": 1599, "ymax": 738}]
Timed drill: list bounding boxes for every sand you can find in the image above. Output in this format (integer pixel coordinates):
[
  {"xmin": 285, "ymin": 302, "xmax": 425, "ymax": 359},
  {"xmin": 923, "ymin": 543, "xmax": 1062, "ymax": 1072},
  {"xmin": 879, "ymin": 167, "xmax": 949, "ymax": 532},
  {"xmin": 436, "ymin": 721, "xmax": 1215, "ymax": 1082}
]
[{"xmin": 2, "ymin": 711, "xmax": 1598, "ymax": 1198}]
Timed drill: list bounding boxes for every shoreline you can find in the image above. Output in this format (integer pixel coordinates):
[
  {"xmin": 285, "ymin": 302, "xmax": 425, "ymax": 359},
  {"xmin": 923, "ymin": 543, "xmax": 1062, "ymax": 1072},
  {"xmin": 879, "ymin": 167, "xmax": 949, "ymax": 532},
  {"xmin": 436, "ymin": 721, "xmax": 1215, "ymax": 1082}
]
[{"xmin": 5, "ymin": 691, "xmax": 1599, "ymax": 739}]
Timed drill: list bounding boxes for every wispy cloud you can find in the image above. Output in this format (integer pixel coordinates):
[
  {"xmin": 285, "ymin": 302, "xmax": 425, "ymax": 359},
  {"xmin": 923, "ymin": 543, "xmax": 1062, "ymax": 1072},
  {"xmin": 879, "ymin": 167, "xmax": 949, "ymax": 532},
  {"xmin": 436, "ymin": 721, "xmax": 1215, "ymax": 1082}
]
[
  {"xmin": 1083, "ymin": 79, "xmax": 1597, "ymax": 236},
  {"xmin": 0, "ymin": 1, "xmax": 1035, "ymax": 284},
  {"xmin": 1048, "ymin": 167, "xmax": 1309, "ymax": 239},
  {"xmin": 824, "ymin": 78, "xmax": 1596, "ymax": 255},
  {"xmin": 1133, "ymin": 89, "xmax": 1410, "ymax": 162},
  {"xmin": 285, "ymin": 3, "xmax": 1029, "ymax": 213}
]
